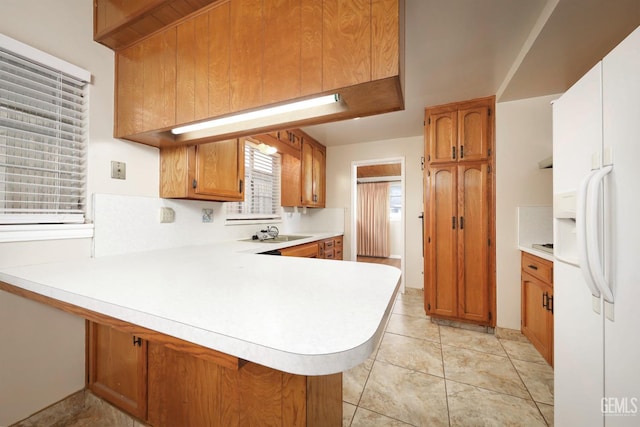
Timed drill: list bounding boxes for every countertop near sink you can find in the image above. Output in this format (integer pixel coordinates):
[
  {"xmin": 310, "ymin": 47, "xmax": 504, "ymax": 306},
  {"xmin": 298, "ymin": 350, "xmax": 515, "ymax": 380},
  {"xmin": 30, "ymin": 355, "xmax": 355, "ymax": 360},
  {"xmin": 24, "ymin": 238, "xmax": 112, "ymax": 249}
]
[{"xmin": 0, "ymin": 233, "xmax": 400, "ymax": 376}]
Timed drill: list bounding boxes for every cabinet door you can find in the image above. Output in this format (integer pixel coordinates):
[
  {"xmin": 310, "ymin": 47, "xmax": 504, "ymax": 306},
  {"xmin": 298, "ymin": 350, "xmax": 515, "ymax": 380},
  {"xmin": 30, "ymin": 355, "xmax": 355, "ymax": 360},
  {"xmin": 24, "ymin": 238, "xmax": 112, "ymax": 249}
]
[
  {"xmin": 208, "ymin": 2, "xmax": 231, "ymax": 117},
  {"xmin": 176, "ymin": 13, "xmax": 210, "ymax": 124},
  {"xmin": 521, "ymin": 273, "xmax": 553, "ymax": 364},
  {"xmin": 230, "ymin": 0, "xmax": 263, "ymax": 111},
  {"xmin": 322, "ymin": 0, "xmax": 371, "ymax": 90},
  {"xmin": 457, "ymin": 163, "xmax": 490, "ymax": 323},
  {"xmin": 194, "ymin": 139, "xmax": 245, "ymax": 201},
  {"xmin": 312, "ymin": 143, "xmax": 326, "ymax": 207},
  {"xmin": 142, "ymin": 27, "xmax": 176, "ymax": 132},
  {"xmin": 427, "ymin": 110, "xmax": 457, "ymax": 164},
  {"xmin": 425, "ymin": 165, "xmax": 457, "ymax": 318},
  {"xmin": 280, "ymin": 242, "xmax": 319, "ymax": 257},
  {"xmin": 88, "ymin": 323, "xmax": 147, "ymax": 420},
  {"xmin": 281, "ymin": 153, "xmax": 302, "ymax": 207},
  {"xmin": 301, "ymin": 139, "xmax": 315, "ymax": 205},
  {"xmin": 115, "ymin": 43, "xmax": 144, "ymax": 137},
  {"xmin": 458, "ymin": 107, "xmax": 489, "ymax": 162}
]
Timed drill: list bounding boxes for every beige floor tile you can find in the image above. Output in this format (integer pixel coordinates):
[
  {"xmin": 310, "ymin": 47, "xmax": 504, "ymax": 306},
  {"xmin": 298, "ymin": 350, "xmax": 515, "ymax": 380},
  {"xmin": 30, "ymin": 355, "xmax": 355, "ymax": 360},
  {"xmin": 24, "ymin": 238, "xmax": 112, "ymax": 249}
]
[
  {"xmin": 442, "ymin": 345, "xmax": 529, "ymax": 398},
  {"xmin": 350, "ymin": 407, "xmax": 414, "ymax": 426},
  {"xmin": 385, "ymin": 313, "xmax": 440, "ymax": 343},
  {"xmin": 440, "ymin": 325, "xmax": 507, "ymax": 356},
  {"xmin": 393, "ymin": 293, "xmax": 427, "ymax": 318},
  {"xmin": 359, "ymin": 360, "xmax": 449, "ymax": 426},
  {"xmin": 500, "ymin": 338, "xmax": 548, "ymax": 364},
  {"xmin": 536, "ymin": 402, "xmax": 554, "ymax": 427},
  {"xmin": 512, "ymin": 359, "xmax": 554, "ymax": 405},
  {"xmin": 495, "ymin": 327, "xmax": 530, "ymax": 343},
  {"xmin": 343, "ymin": 402, "xmax": 357, "ymax": 427},
  {"xmin": 343, "ymin": 357, "xmax": 374, "ymax": 405},
  {"xmin": 447, "ymin": 380, "xmax": 547, "ymax": 427},
  {"xmin": 377, "ymin": 332, "xmax": 444, "ymax": 377}
]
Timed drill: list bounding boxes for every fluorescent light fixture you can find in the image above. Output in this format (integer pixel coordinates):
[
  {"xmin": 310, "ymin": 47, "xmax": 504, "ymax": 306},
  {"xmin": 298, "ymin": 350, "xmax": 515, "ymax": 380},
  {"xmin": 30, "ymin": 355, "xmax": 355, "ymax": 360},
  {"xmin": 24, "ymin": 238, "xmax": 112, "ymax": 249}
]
[{"xmin": 172, "ymin": 94, "xmax": 341, "ymax": 135}]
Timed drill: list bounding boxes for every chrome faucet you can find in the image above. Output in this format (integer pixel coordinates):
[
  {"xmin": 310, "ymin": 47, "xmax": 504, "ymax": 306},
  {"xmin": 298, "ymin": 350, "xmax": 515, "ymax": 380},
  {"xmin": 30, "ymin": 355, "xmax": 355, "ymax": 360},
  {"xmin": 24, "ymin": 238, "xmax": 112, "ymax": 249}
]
[{"xmin": 254, "ymin": 225, "xmax": 279, "ymax": 240}]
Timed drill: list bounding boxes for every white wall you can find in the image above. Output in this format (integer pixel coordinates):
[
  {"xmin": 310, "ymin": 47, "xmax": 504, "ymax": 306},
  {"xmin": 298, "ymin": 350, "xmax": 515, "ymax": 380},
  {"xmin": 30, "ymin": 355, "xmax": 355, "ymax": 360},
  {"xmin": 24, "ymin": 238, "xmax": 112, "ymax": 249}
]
[
  {"xmin": 0, "ymin": 1, "xmax": 159, "ymax": 424},
  {"xmin": 495, "ymin": 94, "xmax": 557, "ymax": 329},
  {"xmin": 326, "ymin": 136, "xmax": 424, "ymax": 289}
]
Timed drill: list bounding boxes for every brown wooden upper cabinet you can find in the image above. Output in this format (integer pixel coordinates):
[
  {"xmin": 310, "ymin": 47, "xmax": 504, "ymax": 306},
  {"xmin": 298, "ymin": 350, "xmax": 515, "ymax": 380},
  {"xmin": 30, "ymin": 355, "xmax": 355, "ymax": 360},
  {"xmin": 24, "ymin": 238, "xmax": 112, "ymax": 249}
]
[
  {"xmin": 425, "ymin": 100, "xmax": 491, "ymax": 164},
  {"xmin": 160, "ymin": 138, "xmax": 245, "ymax": 201},
  {"xmin": 102, "ymin": 0, "xmax": 405, "ymax": 148},
  {"xmin": 301, "ymin": 138, "xmax": 326, "ymax": 208}
]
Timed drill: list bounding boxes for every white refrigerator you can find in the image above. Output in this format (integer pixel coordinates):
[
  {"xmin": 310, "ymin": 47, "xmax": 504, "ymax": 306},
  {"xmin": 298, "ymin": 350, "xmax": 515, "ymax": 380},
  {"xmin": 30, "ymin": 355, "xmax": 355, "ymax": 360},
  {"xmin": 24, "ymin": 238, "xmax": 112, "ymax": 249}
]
[{"xmin": 553, "ymin": 25, "xmax": 640, "ymax": 426}]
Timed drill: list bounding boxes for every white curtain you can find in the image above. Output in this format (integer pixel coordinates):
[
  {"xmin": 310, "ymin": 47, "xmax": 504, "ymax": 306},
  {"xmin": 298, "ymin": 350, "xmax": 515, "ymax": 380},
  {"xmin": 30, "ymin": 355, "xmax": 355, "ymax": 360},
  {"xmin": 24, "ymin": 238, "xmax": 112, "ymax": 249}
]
[{"xmin": 357, "ymin": 182, "xmax": 390, "ymax": 257}]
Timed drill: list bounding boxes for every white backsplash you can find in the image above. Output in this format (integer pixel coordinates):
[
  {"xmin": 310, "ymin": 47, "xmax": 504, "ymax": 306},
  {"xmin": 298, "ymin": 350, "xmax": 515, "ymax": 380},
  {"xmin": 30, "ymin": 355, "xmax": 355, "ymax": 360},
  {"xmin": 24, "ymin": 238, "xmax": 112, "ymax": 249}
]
[
  {"xmin": 517, "ymin": 206, "xmax": 553, "ymax": 248},
  {"xmin": 93, "ymin": 194, "xmax": 345, "ymax": 257}
]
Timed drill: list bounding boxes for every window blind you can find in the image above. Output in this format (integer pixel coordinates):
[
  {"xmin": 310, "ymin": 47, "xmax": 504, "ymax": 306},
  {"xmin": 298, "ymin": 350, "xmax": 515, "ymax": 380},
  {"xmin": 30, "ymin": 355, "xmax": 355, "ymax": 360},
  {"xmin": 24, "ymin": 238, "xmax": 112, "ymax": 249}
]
[
  {"xmin": 0, "ymin": 40, "xmax": 88, "ymax": 224},
  {"xmin": 227, "ymin": 141, "xmax": 281, "ymax": 221}
]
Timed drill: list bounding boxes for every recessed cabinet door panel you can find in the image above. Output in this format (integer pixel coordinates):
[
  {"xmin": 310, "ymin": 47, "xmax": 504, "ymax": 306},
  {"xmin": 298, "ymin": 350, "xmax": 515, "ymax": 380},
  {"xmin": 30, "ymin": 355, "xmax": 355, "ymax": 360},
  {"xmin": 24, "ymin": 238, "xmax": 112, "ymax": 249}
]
[
  {"xmin": 301, "ymin": 139, "xmax": 314, "ymax": 205},
  {"xmin": 458, "ymin": 107, "xmax": 489, "ymax": 162},
  {"xmin": 521, "ymin": 274, "xmax": 553, "ymax": 363},
  {"xmin": 312, "ymin": 144, "xmax": 326, "ymax": 207},
  {"xmin": 194, "ymin": 139, "xmax": 244, "ymax": 200},
  {"xmin": 457, "ymin": 163, "xmax": 489, "ymax": 322},
  {"xmin": 427, "ymin": 165, "xmax": 457, "ymax": 317},
  {"xmin": 281, "ymin": 153, "xmax": 302, "ymax": 207},
  {"xmin": 428, "ymin": 111, "xmax": 457, "ymax": 164}
]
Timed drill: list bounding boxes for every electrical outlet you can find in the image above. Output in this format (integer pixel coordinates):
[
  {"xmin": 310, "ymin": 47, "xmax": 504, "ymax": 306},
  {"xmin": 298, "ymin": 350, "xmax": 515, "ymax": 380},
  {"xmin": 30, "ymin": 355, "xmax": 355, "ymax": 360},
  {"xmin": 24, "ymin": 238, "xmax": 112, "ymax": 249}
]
[
  {"xmin": 111, "ymin": 161, "xmax": 126, "ymax": 180},
  {"xmin": 159, "ymin": 207, "xmax": 175, "ymax": 223},
  {"xmin": 202, "ymin": 208, "xmax": 214, "ymax": 223}
]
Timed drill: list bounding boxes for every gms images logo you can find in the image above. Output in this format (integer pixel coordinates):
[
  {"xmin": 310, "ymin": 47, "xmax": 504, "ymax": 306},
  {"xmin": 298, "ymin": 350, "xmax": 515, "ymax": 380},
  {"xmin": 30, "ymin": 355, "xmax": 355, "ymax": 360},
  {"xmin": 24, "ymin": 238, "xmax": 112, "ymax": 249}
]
[{"xmin": 602, "ymin": 397, "xmax": 639, "ymax": 416}]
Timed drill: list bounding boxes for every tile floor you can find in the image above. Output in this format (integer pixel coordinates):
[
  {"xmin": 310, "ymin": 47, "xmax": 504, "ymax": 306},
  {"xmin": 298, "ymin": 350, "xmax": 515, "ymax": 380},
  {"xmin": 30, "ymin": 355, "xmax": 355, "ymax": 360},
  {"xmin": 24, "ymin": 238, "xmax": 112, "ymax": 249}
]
[{"xmin": 342, "ymin": 289, "xmax": 554, "ymax": 426}]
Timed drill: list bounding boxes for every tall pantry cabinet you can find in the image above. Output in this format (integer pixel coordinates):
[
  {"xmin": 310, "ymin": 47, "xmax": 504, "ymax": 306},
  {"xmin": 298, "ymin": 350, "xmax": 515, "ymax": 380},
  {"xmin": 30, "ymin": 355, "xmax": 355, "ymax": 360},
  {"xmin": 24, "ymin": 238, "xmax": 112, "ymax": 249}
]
[{"xmin": 424, "ymin": 96, "xmax": 495, "ymax": 326}]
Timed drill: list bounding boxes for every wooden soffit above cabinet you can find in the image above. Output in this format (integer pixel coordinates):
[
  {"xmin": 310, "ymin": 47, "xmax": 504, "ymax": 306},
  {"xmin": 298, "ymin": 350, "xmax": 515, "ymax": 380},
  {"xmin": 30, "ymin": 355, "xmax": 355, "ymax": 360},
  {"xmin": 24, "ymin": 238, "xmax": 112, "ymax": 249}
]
[{"xmin": 104, "ymin": 0, "xmax": 406, "ymax": 148}]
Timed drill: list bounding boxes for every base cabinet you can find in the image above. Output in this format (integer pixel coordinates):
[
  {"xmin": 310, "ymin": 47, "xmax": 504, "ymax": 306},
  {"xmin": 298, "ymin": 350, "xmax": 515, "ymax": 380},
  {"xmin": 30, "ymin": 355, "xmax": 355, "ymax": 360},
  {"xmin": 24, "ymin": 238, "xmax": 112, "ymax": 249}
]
[
  {"xmin": 88, "ymin": 322, "xmax": 342, "ymax": 426},
  {"xmin": 521, "ymin": 252, "xmax": 554, "ymax": 366}
]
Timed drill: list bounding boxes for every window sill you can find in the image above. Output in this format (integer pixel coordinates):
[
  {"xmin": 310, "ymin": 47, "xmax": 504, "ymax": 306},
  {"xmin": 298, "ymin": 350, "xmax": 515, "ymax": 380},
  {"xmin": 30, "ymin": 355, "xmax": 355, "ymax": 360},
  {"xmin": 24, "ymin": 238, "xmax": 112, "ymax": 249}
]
[{"xmin": 0, "ymin": 224, "xmax": 94, "ymax": 243}]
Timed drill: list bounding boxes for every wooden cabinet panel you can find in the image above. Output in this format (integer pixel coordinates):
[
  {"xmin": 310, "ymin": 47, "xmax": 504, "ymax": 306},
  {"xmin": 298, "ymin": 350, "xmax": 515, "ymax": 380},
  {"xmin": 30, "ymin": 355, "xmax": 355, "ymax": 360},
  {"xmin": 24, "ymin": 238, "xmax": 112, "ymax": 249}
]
[
  {"xmin": 457, "ymin": 163, "xmax": 490, "ymax": 322},
  {"xmin": 280, "ymin": 241, "xmax": 319, "ymax": 258},
  {"xmin": 230, "ymin": 0, "xmax": 263, "ymax": 111},
  {"xmin": 458, "ymin": 106, "xmax": 489, "ymax": 162},
  {"xmin": 372, "ymin": 0, "xmax": 400, "ymax": 80},
  {"xmin": 322, "ymin": 0, "xmax": 371, "ymax": 90},
  {"xmin": 426, "ymin": 165, "xmax": 458, "ymax": 318},
  {"xmin": 281, "ymin": 153, "xmax": 302, "ymax": 207},
  {"xmin": 142, "ymin": 28, "xmax": 176, "ymax": 131},
  {"xmin": 312, "ymin": 142, "xmax": 326, "ymax": 206},
  {"xmin": 427, "ymin": 110, "xmax": 457, "ymax": 164},
  {"xmin": 426, "ymin": 97, "xmax": 493, "ymax": 165},
  {"xmin": 263, "ymin": 0, "xmax": 302, "ymax": 104},
  {"xmin": 160, "ymin": 139, "xmax": 245, "ymax": 201},
  {"xmin": 301, "ymin": 139, "xmax": 315, "ymax": 206},
  {"xmin": 195, "ymin": 139, "xmax": 245, "ymax": 199},
  {"xmin": 301, "ymin": 138, "xmax": 326, "ymax": 207},
  {"xmin": 176, "ymin": 13, "xmax": 209, "ymax": 124},
  {"xmin": 301, "ymin": 0, "xmax": 323, "ymax": 96},
  {"xmin": 208, "ymin": 2, "xmax": 231, "ymax": 117},
  {"xmin": 115, "ymin": 43, "xmax": 144, "ymax": 137},
  {"xmin": 88, "ymin": 323, "xmax": 147, "ymax": 420},
  {"xmin": 521, "ymin": 253, "xmax": 554, "ymax": 366}
]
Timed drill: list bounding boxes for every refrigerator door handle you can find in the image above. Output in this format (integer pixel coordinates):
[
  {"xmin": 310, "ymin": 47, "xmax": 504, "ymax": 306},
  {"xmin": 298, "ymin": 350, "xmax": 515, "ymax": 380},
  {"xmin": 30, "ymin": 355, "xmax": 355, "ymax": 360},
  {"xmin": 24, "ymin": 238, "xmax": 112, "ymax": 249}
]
[
  {"xmin": 576, "ymin": 169, "xmax": 602, "ymax": 298},
  {"xmin": 586, "ymin": 165, "xmax": 614, "ymax": 303}
]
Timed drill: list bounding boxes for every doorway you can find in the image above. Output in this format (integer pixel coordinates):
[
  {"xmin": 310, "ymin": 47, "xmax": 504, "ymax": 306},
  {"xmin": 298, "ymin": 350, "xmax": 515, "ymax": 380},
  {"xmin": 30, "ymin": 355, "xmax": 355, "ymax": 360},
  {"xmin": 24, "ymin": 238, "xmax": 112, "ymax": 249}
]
[{"xmin": 351, "ymin": 158, "xmax": 405, "ymax": 293}]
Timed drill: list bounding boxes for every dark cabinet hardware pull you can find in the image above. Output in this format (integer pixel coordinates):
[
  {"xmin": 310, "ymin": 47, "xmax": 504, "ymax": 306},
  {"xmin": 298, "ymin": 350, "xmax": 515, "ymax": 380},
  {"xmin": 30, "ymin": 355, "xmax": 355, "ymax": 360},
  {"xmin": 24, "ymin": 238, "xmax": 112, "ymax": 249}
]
[
  {"xmin": 239, "ymin": 179, "xmax": 243, "ymax": 193},
  {"xmin": 460, "ymin": 145, "xmax": 464, "ymax": 158},
  {"xmin": 132, "ymin": 336, "xmax": 142, "ymax": 347},
  {"xmin": 547, "ymin": 295, "xmax": 554, "ymax": 314},
  {"xmin": 192, "ymin": 179, "xmax": 197, "ymax": 189},
  {"xmin": 452, "ymin": 216, "xmax": 457, "ymax": 229},
  {"xmin": 452, "ymin": 146, "xmax": 456, "ymax": 159},
  {"xmin": 528, "ymin": 264, "xmax": 538, "ymax": 270},
  {"xmin": 542, "ymin": 292, "xmax": 548, "ymax": 310},
  {"xmin": 460, "ymin": 216, "xmax": 464, "ymax": 229}
]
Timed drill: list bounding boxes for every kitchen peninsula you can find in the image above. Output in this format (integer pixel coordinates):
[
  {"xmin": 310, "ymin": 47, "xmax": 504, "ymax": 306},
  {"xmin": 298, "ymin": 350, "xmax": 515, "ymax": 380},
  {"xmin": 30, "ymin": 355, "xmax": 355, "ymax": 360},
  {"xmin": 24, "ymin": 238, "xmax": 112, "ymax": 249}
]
[{"xmin": 0, "ymin": 236, "xmax": 400, "ymax": 426}]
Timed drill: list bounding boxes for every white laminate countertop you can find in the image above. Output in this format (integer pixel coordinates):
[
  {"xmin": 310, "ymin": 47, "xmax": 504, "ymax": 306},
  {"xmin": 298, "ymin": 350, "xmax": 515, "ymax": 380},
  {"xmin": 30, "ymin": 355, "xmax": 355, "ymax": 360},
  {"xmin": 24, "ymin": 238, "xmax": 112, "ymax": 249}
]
[
  {"xmin": 519, "ymin": 245, "xmax": 554, "ymax": 262},
  {"xmin": 0, "ymin": 232, "xmax": 401, "ymax": 376}
]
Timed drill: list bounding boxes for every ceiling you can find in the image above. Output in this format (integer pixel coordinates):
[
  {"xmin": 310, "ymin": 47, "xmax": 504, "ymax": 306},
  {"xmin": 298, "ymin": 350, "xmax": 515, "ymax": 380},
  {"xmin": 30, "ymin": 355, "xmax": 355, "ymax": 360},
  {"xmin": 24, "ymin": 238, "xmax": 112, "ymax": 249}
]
[{"xmin": 303, "ymin": 0, "xmax": 640, "ymax": 147}]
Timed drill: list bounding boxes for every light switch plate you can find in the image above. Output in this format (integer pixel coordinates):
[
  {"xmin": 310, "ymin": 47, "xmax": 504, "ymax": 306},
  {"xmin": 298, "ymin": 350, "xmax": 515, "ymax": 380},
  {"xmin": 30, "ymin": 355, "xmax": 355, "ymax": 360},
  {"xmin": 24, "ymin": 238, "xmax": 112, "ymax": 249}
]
[{"xmin": 111, "ymin": 161, "xmax": 126, "ymax": 180}]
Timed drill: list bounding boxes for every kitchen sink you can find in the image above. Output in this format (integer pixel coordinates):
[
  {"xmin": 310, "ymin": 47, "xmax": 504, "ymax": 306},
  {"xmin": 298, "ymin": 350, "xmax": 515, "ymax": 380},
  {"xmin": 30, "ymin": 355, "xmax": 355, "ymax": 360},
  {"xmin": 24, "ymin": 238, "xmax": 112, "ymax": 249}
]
[{"xmin": 241, "ymin": 235, "xmax": 311, "ymax": 243}]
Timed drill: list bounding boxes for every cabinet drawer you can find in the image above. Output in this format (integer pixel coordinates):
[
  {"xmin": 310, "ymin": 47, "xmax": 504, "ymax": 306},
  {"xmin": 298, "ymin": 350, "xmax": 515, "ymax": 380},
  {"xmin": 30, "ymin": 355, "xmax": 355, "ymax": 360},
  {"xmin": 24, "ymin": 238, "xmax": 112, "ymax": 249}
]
[
  {"xmin": 334, "ymin": 237, "xmax": 343, "ymax": 248},
  {"xmin": 323, "ymin": 239, "xmax": 335, "ymax": 250},
  {"xmin": 522, "ymin": 252, "xmax": 553, "ymax": 285},
  {"xmin": 335, "ymin": 248, "xmax": 343, "ymax": 260},
  {"xmin": 324, "ymin": 249, "xmax": 335, "ymax": 259}
]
